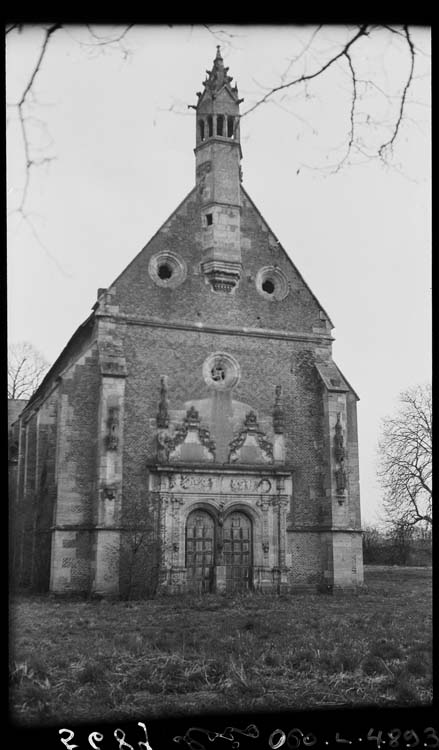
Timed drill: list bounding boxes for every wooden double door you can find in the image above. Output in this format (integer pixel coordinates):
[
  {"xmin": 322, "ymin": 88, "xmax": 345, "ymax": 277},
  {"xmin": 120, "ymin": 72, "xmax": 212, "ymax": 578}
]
[{"xmin": 186, "ymin": 509, "xmax": 252, "ymax": 593}]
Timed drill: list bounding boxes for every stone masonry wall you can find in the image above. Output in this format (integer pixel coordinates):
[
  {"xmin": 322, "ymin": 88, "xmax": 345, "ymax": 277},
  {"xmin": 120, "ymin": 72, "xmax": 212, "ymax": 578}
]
[
  {"xmin": 32, "ymin": 391, "xmax": 58, "ymax": 590},
  {"xmin": 50, "ymin": 344, "xmax": 101, "ymax": 593},
  {"xmin": 120, "ymin": 323, "xmax": 332, "ymax": 588},
  {"xmin": 105, "ymin": 186, "xmax": 329, "ymax": 336}
]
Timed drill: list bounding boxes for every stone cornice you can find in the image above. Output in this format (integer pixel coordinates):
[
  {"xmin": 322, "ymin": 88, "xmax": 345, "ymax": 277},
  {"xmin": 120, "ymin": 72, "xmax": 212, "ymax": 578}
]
[
  {"xmin": 147, "ymin": 462, "xmax": 294, "ymax": 475},
  {"xmin": 287, "ymin": 526, "xmax": 363, "ymax": 533},
  {"xmin": 96, "ymin": 312, "xmax": 333, "ymax": 344}
]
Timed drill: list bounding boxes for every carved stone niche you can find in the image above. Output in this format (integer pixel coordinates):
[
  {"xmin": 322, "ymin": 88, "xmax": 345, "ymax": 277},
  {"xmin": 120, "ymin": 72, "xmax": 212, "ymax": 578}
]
[
  {"xmin": 334, "ymin": 413, "xmax": 347, "ymax": 500},
  {"xmin": 156, "ymin": 375, "xmax": 169, "ymax": 429},
  {"xmin": 106, "ymin": 406, "xmax": 119, "ymax": 451},
  {"xmin": 102, "ymin": 484, "xmax": 117, "ymax": 501},
  {"xmin": 272, "ymin": 385, "xmax": 284, "ymax": 434}
]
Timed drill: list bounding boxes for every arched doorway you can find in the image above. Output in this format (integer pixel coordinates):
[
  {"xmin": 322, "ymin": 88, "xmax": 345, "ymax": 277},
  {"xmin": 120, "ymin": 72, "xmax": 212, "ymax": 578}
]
[
  {"xmin": 223, "ymin": 511, "xmax": 253, "ymax": 592},
  {"xmin": 186, "ymin": 510, "xmax": 215, "ymax": 593}
]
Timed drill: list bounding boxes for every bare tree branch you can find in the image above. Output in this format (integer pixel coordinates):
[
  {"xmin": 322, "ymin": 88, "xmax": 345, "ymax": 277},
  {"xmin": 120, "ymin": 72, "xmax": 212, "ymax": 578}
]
[
  {"xmin": 377, "ymin": 383, "xmax": 432, "ymax": 528},
  {"xmin": 8, "ymin": 342, "xmax": 50, "ymax": 399},
  {"xmin": 6, "ymin": 23, "xmax": 134, "ymax": 275},
  {"xmin": 241, "ymin": 25, "xmax": 370, "ymax": 118},
  {"xmin": 378, "ymin": 25, "xmax": 416, "ymax": 158}
]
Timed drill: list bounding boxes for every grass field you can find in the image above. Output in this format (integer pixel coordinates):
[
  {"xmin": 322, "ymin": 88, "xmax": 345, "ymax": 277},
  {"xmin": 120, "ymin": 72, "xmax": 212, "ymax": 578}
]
[{"xmin": 9, "ymin": 566, "xmax": 432, "ymax": 726}]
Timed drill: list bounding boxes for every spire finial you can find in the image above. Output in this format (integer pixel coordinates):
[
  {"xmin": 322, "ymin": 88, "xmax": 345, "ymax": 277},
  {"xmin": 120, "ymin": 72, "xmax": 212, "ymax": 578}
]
[{"xmin": 215, "ymin": 45, "xmax": 222, "ymax": 59}]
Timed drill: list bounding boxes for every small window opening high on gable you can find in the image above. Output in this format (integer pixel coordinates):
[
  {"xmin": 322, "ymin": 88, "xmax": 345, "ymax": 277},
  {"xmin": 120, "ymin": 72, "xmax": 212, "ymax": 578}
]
[
  {"xmin": 227, "ymin": 116, "xmax": 234, "ymax": 138},
  {"xmin": 158, "ymin": 263, "xmax": 173, "ymax": 280},
  {"xmin": 206, "ymin": 213, "xmax": 213, "ymax": 226},
  {"xmin": 217, "ymin": 115, "xmax": 224, "ymax": 136},
  {"xmin": 262, "ymin": 279, "xmax": 275, "ymax": 295}
]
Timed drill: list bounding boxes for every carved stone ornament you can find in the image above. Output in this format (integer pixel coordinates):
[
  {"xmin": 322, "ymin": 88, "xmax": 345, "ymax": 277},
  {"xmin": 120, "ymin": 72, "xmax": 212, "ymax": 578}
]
[
  {"xmin": 156, "ymin": 425, "xmax": 187, "ymax": 463},
  {"xmin": 228, "ymin": 410, "xmax": 274, "ymax": 463},
  {"xmin": 335, "ymin": 461, "xmax": 347, "ymax": 493},
  {"xmin": 106, "ymin": 406, "xmax": 119, "ymax": 451},
  {"xmin": 202, "ymin": 352, "xmax": 241, "ymax": 391},
  {"xmin": 272, "ymin": 385, "xmax": 284, "ymax": 434},
  {"xmin": 156, "ymin": 406, "xmax": 216, "ymax": 462},
  {"xmin": 198, "ymin": 427, "xmax": 216, "ymax": 458},
  {"xmin": 185, "ymin": 406, "xmax": 200, "ymax": 428},
  {"xmin": 102, "ymin": 485, "xmax": 116, "ymax": 500},
  {"xmin": 334, "ymin": 413, "xmax": 347, "ymax": 495},
  {"xmin": 156, "ymin": 375, "xmax": 170, "ymax": 428},
  {"xmin": 334, "ymin": 413, "xmax": 345, "ymax": 462}
]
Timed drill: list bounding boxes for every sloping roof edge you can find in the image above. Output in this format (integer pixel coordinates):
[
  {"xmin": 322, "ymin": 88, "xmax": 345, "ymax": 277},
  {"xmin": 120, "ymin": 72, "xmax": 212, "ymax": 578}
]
[
  {"xmin": 108, "ymin": 186, "xmax": 198, "ymax": 293},
  {"xmin": 21, "ymin": 188, "xmax": 200, "ymax": 415},
  {"xmin": 240, "ymin": 185, "xmax": 335, "ymax": 330},
  {"xmin": 333, "ymin": 362, "xmax": 360, "ymax": 401},
  {"xmin": 22, "ymin": 313, "xmax": 96, "ymax": 414}
]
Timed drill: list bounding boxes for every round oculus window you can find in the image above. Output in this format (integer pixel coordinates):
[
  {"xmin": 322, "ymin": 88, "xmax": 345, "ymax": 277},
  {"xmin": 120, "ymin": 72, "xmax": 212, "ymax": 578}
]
[
  {"xmin": 148, "ymin": 251, "xmax": 187, "ymax": 288},
  {"xmin": 202, "ymin": 352, "xmax": 241, "ymax": 390},
  {"xmin": 255, "ymin": 266, "xmax": 289, "ymax": 301}
]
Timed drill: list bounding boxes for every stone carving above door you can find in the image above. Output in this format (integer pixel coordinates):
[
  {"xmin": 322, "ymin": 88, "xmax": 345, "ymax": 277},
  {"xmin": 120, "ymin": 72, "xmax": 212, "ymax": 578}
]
[
  {"xmin": 156, "ymin": 404, "xmax": 216, "ymax": 463},
  {"xmin": 228, "ymin": 411, "xmax": 274, "ymax": 464}
]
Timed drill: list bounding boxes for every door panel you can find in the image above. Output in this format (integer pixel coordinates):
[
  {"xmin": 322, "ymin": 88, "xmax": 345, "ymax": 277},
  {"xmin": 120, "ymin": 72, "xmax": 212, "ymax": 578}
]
[
  {"xmin": 223, "ymin": 512, "xmax": 252, "ymax": 592},
  {"xmin": 186, "ymin": 511, "xmax": 215, "ymax": 593}
]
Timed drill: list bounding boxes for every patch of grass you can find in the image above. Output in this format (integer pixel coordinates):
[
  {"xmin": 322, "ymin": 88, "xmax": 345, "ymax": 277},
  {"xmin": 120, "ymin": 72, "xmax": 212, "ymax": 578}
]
[
  {"xmin": 361, "ymin": 655, "xmax": 389, "ymax": 676},
  {"xmin": 9, "ymin": 566, "xmax": 432, "ymax": 725},
  {"xmin": 405, "ymin": 654, "xmax": 430, "ymax": 677},
  {"xmin": 77, "ymin": 661, "xmax": 107, "ymax": 685},
  {"xmin": 370, "ymin": 639, "xmax": 403, "ymax": 660}
]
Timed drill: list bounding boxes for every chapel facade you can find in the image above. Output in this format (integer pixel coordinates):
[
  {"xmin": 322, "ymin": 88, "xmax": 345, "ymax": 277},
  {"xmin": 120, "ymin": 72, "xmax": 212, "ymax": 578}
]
[{"xmin": 11, "ymin": 48, "xmax": 363, "ymax": 597}]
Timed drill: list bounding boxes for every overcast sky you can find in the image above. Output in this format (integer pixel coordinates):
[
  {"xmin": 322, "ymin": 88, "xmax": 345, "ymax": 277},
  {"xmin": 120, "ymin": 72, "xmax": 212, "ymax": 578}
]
[{"xmin": 6, "ymin": 24, "xmax": 431, "ymax": 526}]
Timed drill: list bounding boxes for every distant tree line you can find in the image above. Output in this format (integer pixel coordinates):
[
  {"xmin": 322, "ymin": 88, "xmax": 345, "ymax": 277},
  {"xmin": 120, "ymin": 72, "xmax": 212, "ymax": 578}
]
[{"xmin": 363, "ymin": 523, "xmax": 432, "ymax": 567}]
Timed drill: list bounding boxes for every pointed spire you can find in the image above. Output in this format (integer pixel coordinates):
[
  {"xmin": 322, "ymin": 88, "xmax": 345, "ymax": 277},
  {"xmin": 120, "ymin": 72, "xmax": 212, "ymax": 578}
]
[{"xmin": 204, "ymin": 45, "xmax": 234, "ymax": 94}]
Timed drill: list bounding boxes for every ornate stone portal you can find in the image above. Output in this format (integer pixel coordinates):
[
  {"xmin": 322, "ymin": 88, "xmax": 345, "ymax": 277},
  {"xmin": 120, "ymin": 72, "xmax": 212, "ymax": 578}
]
[
  {"xmin": 148, "ymin": 466, "xmax": 293, "ymax": 594},
  {"xmin": 149, "ymin": 367, "xmax": 293, "ymax": 593}
]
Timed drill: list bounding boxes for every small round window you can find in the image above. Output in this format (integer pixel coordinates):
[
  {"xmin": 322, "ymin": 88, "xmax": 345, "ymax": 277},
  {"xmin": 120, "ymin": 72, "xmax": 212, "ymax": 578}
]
[
  {"xmin": 202, "ymin": 352, "xmax": 241, "ymax": 391},
  {"xmin": 256, "ymin": 266, "xmax": 289, "ymax": 301},
  {"xmin": 149, "ymin": 251, "xmax": 187, "ymax": 288}
]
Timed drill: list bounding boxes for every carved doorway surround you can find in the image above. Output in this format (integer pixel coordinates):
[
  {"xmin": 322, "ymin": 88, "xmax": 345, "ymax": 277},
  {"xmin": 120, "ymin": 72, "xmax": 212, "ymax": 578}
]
[{"xmin": 148, "ymin": 465, "xmax": 293, "ymax": 594}]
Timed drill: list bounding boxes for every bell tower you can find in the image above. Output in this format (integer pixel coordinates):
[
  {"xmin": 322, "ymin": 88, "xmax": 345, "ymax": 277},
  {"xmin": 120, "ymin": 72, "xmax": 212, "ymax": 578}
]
[{"xmin": 194, "ymin": 47, "xmax": 243, "ymax": 293}]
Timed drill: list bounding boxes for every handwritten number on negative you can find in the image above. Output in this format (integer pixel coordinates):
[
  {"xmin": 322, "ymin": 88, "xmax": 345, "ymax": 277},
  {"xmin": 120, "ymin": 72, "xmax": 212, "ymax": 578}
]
[
  {"xmin": 114, "ymin": 729, "xmax": 135, "ymax": 750},
  {"xmin": 425, "ymin": 728, "xmax": 439, "ymax": 748},
  {"xmin": 59, "ymin": 729, "xmax": 79, "ymax": 750},
  {"xmin": 88, "ymin": 733, "xmax": 104, "ymax": 749},
  {"xmin": 367, "ymin": 729, "xmax": 383, "ymax": 748},
  {"xmin": 403, "ymin": 730, "xmax": 420, "ymax": 748}
]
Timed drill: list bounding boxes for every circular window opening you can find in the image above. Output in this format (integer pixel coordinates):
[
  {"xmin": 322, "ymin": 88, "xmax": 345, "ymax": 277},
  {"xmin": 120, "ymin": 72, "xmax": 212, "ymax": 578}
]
[
  {"xmin": 202, "ymin": 352, "xmax": 241, "ymax": 390},
  {"xmin": 211, "ymin": 364, "xmax": 226, "ymax": 381},
  {"xmin": 262, "ymin": 279, "xmax": 275, "ymax": 295},
  {"xmin": 149, "ymin": 251, "xmax": 187, "ymax": 288},
  {"xmin": 158, "ymin": 263, "xmax": 173, "ymax": 280},
  {"xmin": 256, "ymin": 266, "xmax": 289, "ymax": 301}
]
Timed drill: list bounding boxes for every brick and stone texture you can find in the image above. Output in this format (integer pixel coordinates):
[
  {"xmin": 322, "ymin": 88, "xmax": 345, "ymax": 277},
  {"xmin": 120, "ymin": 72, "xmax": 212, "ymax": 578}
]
[
  {"xmin": 99, "ymin": 186, "xmax": 331, "ymax": 337},
  {"xmin": 50, "ymin": 344, "xmax": 101, "ymax": 593},
  {"xmin": 12, "ymin": 50, "xmax": 363, "ymax": 597}
]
